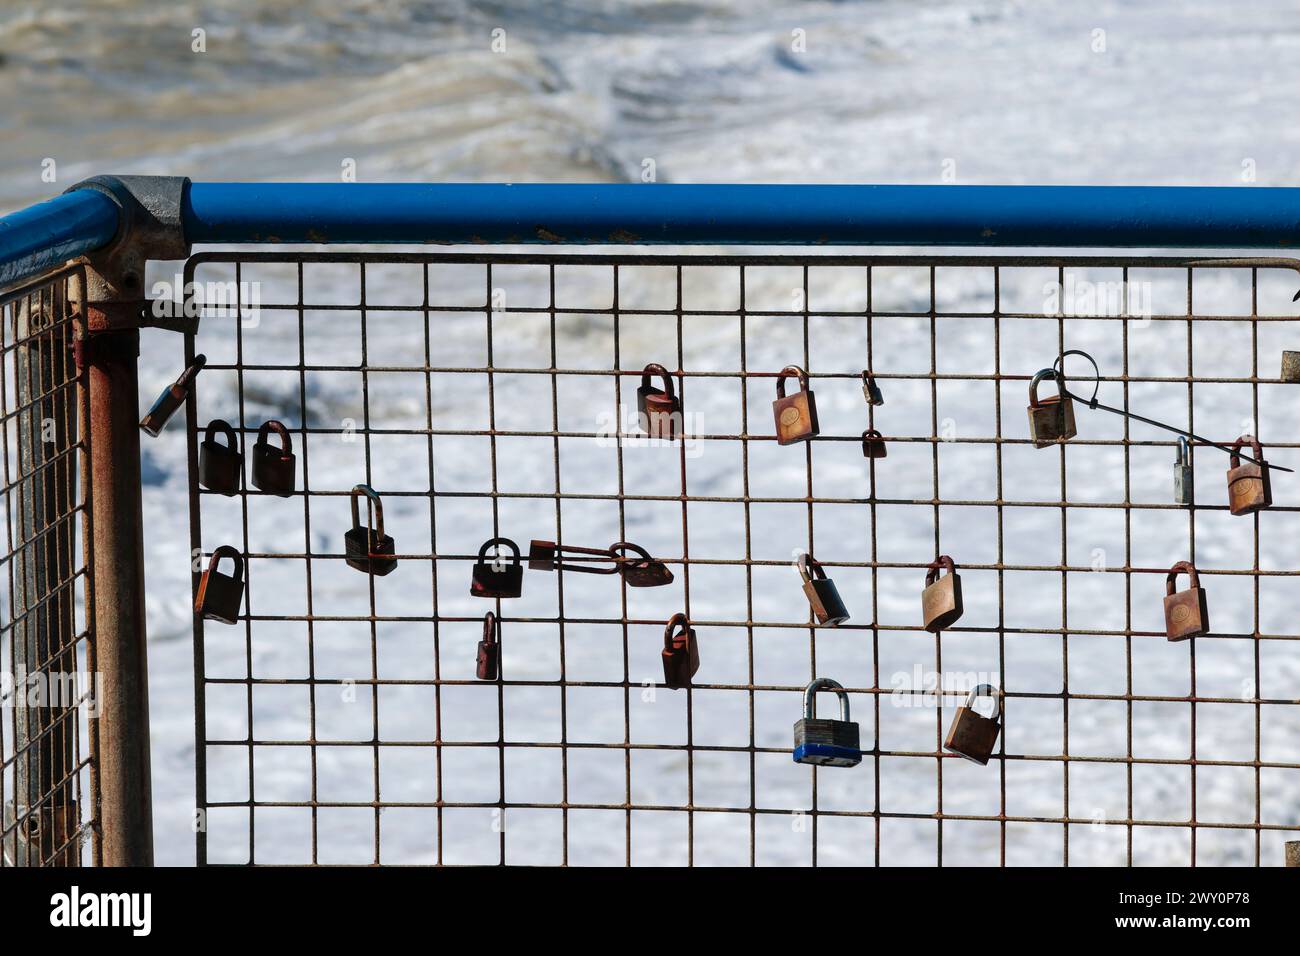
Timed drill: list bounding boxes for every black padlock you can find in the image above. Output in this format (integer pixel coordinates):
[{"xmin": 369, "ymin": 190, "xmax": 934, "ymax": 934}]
[
  {"xmin": 477, "ymin": 612, "xmax": 501, "ymax": 680},
  {"xmin": 862, "ymin": 369, "xmax": 884, "ymax": 406},
  {"xmin": 471, "ymin": 537, "xmax": 524, "ymax": 598},
  {"xmin": 611, "ymin": 541, "xmax": 674, "ymax": 587},
  {"xmin": 194, "ymin": 545, "xmax": 244, "ymax": 625},
  {"xmin": 141, "ymin": 354, "xmax": 206, "ymax": 436},
  {"xmin": 251, "ymin": 420, "xmax": 296, "ymax": 497},
  {"xmin": 793, "ymin": 677, "xmax": 861, "ymax": 768},
  {"xmin": 198, "ymin": 420, "xmax": 242, "ymax": 496},
  {"xmin": 662, "ymin": 613, "xmax": 700, "ymax": 689},
  {"xmin": 862, "ymin": 428, "xmax": 887, "ymax": 459},
  {"xmin": 344, "ymin": 484, "xmax": 397, "ymax": 576},
  {"xmin": 797, "ymin": 552, "xmax": 850, "ymax": 626}
]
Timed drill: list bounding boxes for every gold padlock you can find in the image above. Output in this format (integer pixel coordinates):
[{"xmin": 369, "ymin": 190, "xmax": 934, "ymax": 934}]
[
  {"xmin": 921, "ymin": 555, "xmax": 963, "ymax": 633},
  {"xmin": 772, "ymin": 365, "xmax": 819, "ymax": 445},
  {"xmin": 1225, "ymin": 434, "xmax": 1272, "ymax": 516},
  {"xmin": 1026, "ymin": 368, "xmax": 1076, "ymax": 448}
]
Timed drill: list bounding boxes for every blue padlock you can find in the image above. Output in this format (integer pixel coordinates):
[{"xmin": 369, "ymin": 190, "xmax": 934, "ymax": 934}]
[{"xmin": 793, "ymin": 677, "xmax": 861, "ymax": 768}]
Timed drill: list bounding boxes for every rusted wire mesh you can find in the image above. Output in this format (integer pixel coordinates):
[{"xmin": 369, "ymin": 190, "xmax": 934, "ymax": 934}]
[
  {"xmin": 185, "ymin": 252, "xmax": 1300, "ymax": 866},
  {"xmin": 0, "ymin": 264, "xmax": 97, "ymax": 867}
]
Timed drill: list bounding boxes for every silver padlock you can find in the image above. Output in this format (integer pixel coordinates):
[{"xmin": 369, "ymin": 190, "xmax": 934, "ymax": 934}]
[
  {"xmin": 792, "ymin": 677, "xmax": 861, "ymax": 768},
  {"xmin": 1174, "ymin": 436, "xmax": 1193, "ymax": 506}
]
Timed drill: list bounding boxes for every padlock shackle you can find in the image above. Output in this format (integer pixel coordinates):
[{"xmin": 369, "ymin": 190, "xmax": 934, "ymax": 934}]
[
  {"xmin": 664, "ymin": 612, "xmax": 691, "ymax": 649},
  {"xmin": 796, "ymin": 551, "xmax": 827, "ymax": 584},
  {"xmin": 203, "ymin": 418, "xmax": 237, "ymax": 448},
  {"xmin": 1027, "ymin": 368, "xmax": 1063, "ymax": 407},
  {"xmin": 803, "ymin": 677, "xmax": 850, "ymax": 722},
  {"xmin": 775, "ymin": 364, "xmax": 810, "ymax": 399},
  {"xmin": 207, "ymin": 544, "xmax": 244, "ymax": 579},
  {"xmin": 1176, "ymin": 435, "xmax": 1190, "ymax": 465},
  {"xmin": 1228, "ymin": 434, "xmax": 1265, "ymax": 469},
  {"xmin": 478, "ymin": 536, "xmax": 521, "ymax": 565},
  {"xmin": 482, "ymin": 611, "xmax": 500, "ymax": 645},
  {"xmin": 610, "ymin": 540, "xmax": 652, "ymax": 563},
  {"xmin": 925, "ymin": 554, "xmax": 957, "ymax": 586},
  {"xmin": 639, "ymin": 363, "xmax": 675, "ymax": 400},
  {"xmin": 1052, "ymin": 349, "xmax": 1101, "ymax": 407},
  {"xmin": 1167, "ymin": 559, "xmax": 1199, "ymax": 594},
  {"xmin": 963, "ymin": 683, "xmax": 1001, "ymax": 722},
  {"xmin": 256, "ymin": 419, "xmax": 293, "ymax": 455},
  {"xmin": 349, "ymin": 484, "xmax": 385, "ymax": 539}
]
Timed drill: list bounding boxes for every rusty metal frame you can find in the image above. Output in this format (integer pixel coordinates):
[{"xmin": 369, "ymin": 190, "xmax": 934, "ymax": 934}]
[{"xmin": 184, "ymin": 250, "xmax": 1300, "ymax": 866}]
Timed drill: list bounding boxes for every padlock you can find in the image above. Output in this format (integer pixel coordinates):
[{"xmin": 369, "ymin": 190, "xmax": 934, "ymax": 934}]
[
  {"xmin": 1226, "ymin": 435, "xmax": 1272, "ymax": 516},
  {"xmin": 772, "ymin": 365, "xmax": 819, "ymax": 445},
  {"xmin": 662, "ymin": 613, "xmax": 700, "ymax": 689},
  {"xmin": 793, "ymin": 677, "xmax": 861, "ymax": 768},
  {"xmin": 797, "ymin": 553, "xmax": 850, "ymax": 626},
  {"xmin": 477, "ymin": 612, "xmax": 501, "ymax": 680},
  {"xmin": 943, "ymin": 684, "xmax": 1002, "ymax": 765},
  {"xmin": 194, "ymin": 545, "xmax": 244, "ymax": 625},
  {"xmin": 1163, "ymin": 560, "xmax": 1209, "ymax": 641},
  {"xmin": 471, "ymin": 537, "xmax": 524, "ymax": 597},
  {"xmin": 343, "ymin": 484, "xmax": 397, "ymax": 576},
  {"xmin": 636, "ymin": 363, "xmax": 681, "ymax": 439},
  {"xmin": 198, "ymin": 419, "xmax": 242, "ymax": 495},
  {"xmin": 251, "ymin": 420, "xmax": 296, "ymax": 496},
  {"xmin": 1026, "ymin": 368, "xmax": 1076, "ymax": 448},
  {"xmin": 1173, "ymin": 436, "xmax": 1194, "ymax": 506},
  {"xmin": 862, "ymin": 428, "xmax": 887, "ymax": 459},
  {"xmin": 140, "ymin": 354, "xmax": 206, "ymax": 436},
  {"xmin": 611, "ymin": 541, "xmax": 674, "ymax": 587},
  {"xmin": 921, "ymin": 555, "xmax": 964, "ymax": 632},
  {"xmin": 862, "ymin": 369, "xmax": 884, "ymax": 406},
  {"xmin": 1282, "ymin": 351, "xmax": 1300, "ymax": 383},
  {"xmin": 527, "ymin": 540, "xmax": 617, "ymax": 575}
]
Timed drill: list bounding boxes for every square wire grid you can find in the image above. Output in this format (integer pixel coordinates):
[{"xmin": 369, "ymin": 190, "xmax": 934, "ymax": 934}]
[{"xmin": 184, "ymin": 252, "xmax": 1300, "ymax": 867}]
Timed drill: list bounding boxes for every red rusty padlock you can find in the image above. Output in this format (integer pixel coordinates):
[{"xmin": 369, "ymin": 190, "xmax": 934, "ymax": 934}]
[
  {"xmin": 1225, "ymin": 435, "xmax": 1272, "ymax": 516},
  {"xmin": 1026, "ymin": 368, "xmax": 1076, "ymax": 448},
  {"xmin": 1163, "ymin": 560, "xmax": 1209, "ymax": 641},
  {"xmin": 662, "ymin": 612, "xmax": 700, "ymax": 689},
  {"xmin": 611, "ymin": 541, "xmax": 674, "ymax": 587},
  {"xmin": 477, "ymin": 611, "xmax": 501, "ymax": 680},
  {"xmin": 943, "ymin": 684, "xmax": 1002, "ymax": 765},
  {"xmin": 636, "ymin": 363, "xmax": 681, "ymax": 439},
  {"xmin": 772, "ymin": 365, "xmax": 819, "ymax": 445}
]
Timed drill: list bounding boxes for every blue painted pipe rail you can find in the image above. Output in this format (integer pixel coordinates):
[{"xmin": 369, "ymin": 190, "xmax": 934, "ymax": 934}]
[{"xmin": 4, "ymin": 182, "xmax": 1300, "ymax": 290}]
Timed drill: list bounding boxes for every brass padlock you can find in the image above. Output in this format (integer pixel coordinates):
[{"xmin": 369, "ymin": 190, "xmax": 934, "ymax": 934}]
[
  {"xmin": 140, "ymin": 354, "xmax": 206, "ymax": 436},
  {"xmin": 943, "ymin": 684, "xmax": 1002, "ymax": 765},
  {"xmin": 344, "ymin": 484, "xmax": 397, "ymax": 576},
  {"xmin": 793, "ymin": 677, "xmax": 861, "ymax": 768},
  {"xmin": 772, "ymin": 365, "xmax": 819, "ymax": 445},
  {"xmin": 477, "ymin": 612, "xmax": 500, "ymax": 680},
  {"xmin": 662, "ymin": 613, "xmax": 700, "ymax": 689},
  {"xmin": 611, "ymin": 541, "xmax": 674, "ymax": 587},
  {"xmin": 471, "ymin": 537, "xmax": 524, "ymax": 598},
  {"xmin": 862, "ymin": 369, "xmax": 884, "ymax": 406},
  {"xmin": 1173, "ymin": 436, "xmax": 1193, "ymax": 506},
  {"xmin": 198, "ymin": 419, "xmax": 242, "ymax": 496},
  {"xmin": 797, "ymin": 553, "xmax": 849, "ymax": 626},
  {"xmin": 862, "ymin": 428, "xmax": 887, "ymax": 459},
  {"xmin": 251, "ymin": 420, "xmax": 296, "ymax": 496},
  {"xmin": 1164, "ymin": 560, "xmax": 1209, "ymax": 641},
  {"xmin": 194, "ymin": 545, "xmax": 244, "ymax": 625},
  {"xmin": 636, "ymin": 363, "xmax": 681, "ymax": 439},
  {"xmin": 1226, "ymin": 435, "xmax": 1272, "ymax": 516},
  {"xmin": 1026, "ymin": 368, "xmax": 1076, "ymax": 448},
  {"xmin": 921, "ymin": 555, "xmax": 964, "ymax": 632}
]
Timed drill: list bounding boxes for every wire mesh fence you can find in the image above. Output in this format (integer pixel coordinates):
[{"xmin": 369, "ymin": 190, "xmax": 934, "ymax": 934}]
[
  {"xmin": 0, "ymin": 263, "xmax": 97, "ymax": 867},
  {"xmin": 184, "ymin": 251, "xmax": 1300, "ymax": 866}
]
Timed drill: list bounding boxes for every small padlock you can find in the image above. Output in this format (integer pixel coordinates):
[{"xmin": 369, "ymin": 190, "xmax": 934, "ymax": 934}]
[
  {"xmin": 662, "ymin": 613, "xmax": 700, "ymax": 689},
  {"xmin": 140, "ymin": 354, "xmax": 206, "ymax": 436},
  {"xmin": 198, "ymin": 419, "xmax": 242, "ymax": 496},
  {"xmin": 793, "ymin": 677, "xmax": 861, "ymax": 768},
  {"xmin": 1163, "ymin": 560, "xmax": 1209, "ymax": 641},
  {"xmin": 862, "ymin": 428, "xmax": 887, "ymax": 459},
  {"xmin": 772, "ymin": 365, "xmax": 819, "ymax": 445},
  {"xmin": 1026, "ymin": 368, "xmax": 1076, "ymax": 448},
  {"xmin": 1173, "ymin": 436, "xmax": 1194, "ymax": 506},
  {"xmin": 921, "ymin": 555, "xmax": 964, "ymax": 632},
  {"xmin": 797, "ymin": 553, "xmax": 850, "ymax": 626},
  {"xmin": 636, "ymin": 363, "xmax": 681, "ymax": 439},
  {"xmin": 1226, "ymin": 435, "xmax": 1272, "ymax": 516},
  {"xmin": 943, "ymin": 684, "xmax": 1002, "ymax": 765},
  {"xmin": 477, "ymin": 612, "xmax": 501, "ymax": 680},
  {"xmin": 471, "ymin": 537, "xmax": 524, "ymax": 597},
  {"xmin": 194, "ymin": 545, "xmax": 245, "ymax": 625},
  {"xmin": 251, "ymin": 420, "xmax": 296, "ymax": 496},
  {"xmin": 862, "ymin": 369, "xmax": 884, "ymax": 406},
  {"xmin": 611, "ymin": 541, "xmax": 674, "ymax": 587},
  {"xmin": 343, "ymin": 484, "xmax": 397, "ymax": 576}
]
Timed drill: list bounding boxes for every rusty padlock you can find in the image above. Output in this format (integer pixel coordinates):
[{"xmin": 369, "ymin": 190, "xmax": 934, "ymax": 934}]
[
  {"xmin": 471, "ymin": 537, "xmax": 524, "ymax": 598},
  {"xmin": 797, "ymin": 553, "xmax": 849, "ymax": 626},
  {"xmin": 1226, "ymin": 435, "xmax": 1272, "ymax": 516},
  {"xmin": 1026, "ymin": 368, "xmax": 1076, "ymax": 448},
  {"xmin": 921, "ymin": 555, "xmax": 964, "ymax": 632},
  {"xmin": 772, "ymin": 365, "xmax": 819, "ymax": 445},
  {"xmin": 344, "ymin": 484, "xmax": 397, "ymax": 576},
  {"xmin": 943, "ymin": 684, "xmax": 1002, "ymax": 765},
  {"xmin": 528, "ymin": 540, "xmax": 617, "ymax": 575},
  {"xmin": 1173, "ymin": 436, "xmax": 1193, "ymax": 506},
  {"xmin": 636, "ymin": 363, "xmax": 681, "ymax": 439},
  {"xmin": 140, "ymin": 354, "xmax": 206, "ymax": 436},
  {"xmin": 662, "ymin": 613, "xmax": 700, "ymax": 689},
  {"xmin": 477, "ymin": 612, "xmax": 501, "ymax": 680},
  {"xmin": 1282, "ymin": 351, "xmax": 1300, "ymax": 383},
  {"xmin": 611, "ymin": 541, "xmax": 674, "ymax": 587},
  {"xmin": 862, "ymin": 369, "xmax": 884, "ymax": 406},
  {"xmin": 251, "ymin": 420, "xmax": 296, "ymax": 496},
  {"xmin": 194, "ymin": 545, "xmax": 245, "ymax": 625},
  {"xmin": 793, "ymin": 678, "xmax": 861, "ymax": 768},
  {"xmin": 1163, "ymin": 560, "xmax": 1209, "ymax": 641},
  {"xmin": 198, "ymin": 419, "xmax": 242, "ymax": 495},
  {"xmin": 862, "ymin": 428, "xmax": 887, "ymax": 459}
]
